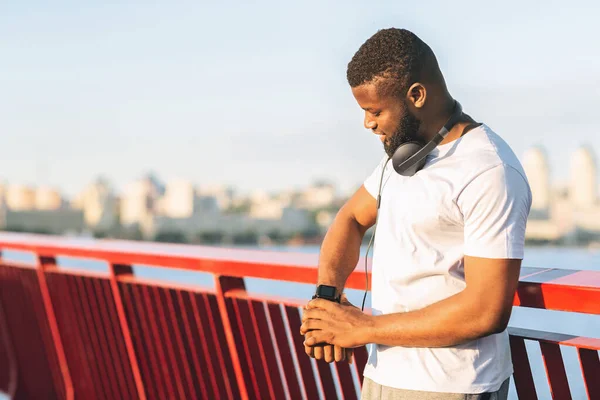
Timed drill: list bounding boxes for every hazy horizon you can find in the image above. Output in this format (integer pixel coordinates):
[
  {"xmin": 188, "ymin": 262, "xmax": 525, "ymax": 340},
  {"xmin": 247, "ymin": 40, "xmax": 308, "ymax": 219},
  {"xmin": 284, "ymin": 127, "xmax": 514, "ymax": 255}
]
[{"xmin": 2, "ymin": 1, "xmax": 599, "ymax": 197}]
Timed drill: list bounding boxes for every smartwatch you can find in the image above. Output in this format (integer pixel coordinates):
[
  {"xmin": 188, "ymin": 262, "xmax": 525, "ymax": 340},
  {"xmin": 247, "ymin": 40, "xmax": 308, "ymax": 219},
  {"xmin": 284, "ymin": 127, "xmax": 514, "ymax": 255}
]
[{"xmin": 312, "ymin": 284, "xmax": 341, "ymax": 303}]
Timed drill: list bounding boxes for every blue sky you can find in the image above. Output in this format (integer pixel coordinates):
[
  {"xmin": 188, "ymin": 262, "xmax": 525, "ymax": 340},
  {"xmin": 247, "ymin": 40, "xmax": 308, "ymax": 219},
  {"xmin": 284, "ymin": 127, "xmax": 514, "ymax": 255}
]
[{"xmin": 1, "ymin": 1, "xmax": 599, "ymax": 197}]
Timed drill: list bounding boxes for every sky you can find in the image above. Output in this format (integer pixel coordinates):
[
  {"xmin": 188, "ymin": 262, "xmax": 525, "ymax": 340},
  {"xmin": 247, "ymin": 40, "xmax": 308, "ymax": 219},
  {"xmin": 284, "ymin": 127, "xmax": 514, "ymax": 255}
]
[{"xmin": 1, "ymin": 0, "xmax": 599, "ymax": 197}]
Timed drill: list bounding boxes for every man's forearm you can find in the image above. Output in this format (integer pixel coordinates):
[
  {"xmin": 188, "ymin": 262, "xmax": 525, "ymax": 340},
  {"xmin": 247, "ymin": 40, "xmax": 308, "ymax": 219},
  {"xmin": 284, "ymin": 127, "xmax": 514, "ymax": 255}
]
[
  {"xmin": 317, "ymin": 211, "xmax": 367, "ymax": 292},
  {"xmin": 361, "ymin": 291, "xmax": 505, "ymax": 348}
]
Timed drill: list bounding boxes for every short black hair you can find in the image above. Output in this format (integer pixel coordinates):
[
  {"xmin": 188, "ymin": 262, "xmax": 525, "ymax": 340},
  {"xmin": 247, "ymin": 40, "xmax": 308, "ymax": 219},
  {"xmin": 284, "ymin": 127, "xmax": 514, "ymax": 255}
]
[{"xmin": 346, "ymin": 28, "xmax": 437, "ymax": 97}]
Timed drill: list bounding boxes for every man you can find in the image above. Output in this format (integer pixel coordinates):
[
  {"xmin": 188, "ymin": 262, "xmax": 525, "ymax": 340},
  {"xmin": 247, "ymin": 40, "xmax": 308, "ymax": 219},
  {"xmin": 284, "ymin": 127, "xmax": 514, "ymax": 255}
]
[{"xmin": 300, "ymin": 28, "xmax": 531, "ymax": 399}]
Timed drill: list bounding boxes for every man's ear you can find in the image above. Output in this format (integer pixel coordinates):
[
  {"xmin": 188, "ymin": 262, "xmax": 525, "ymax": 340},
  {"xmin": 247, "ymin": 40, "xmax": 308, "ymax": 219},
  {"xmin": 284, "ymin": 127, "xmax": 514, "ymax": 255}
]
[{"xmin": 406, "ymin": 82, "xmax": 426, "ymax": 109}]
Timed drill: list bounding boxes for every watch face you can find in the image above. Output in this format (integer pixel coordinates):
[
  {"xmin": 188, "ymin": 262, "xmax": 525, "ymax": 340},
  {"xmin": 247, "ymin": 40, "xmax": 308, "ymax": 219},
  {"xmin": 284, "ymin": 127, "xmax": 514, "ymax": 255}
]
[{"xmin": 319, "ymin": 285, "xmax": 337, "ymax": 298}]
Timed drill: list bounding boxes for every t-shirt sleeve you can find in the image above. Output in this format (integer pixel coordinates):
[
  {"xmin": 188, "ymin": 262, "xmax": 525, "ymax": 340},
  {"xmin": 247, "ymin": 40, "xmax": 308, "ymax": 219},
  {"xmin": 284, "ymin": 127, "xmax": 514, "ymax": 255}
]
[
  {"xmin": 457, "ymin": 164, "xmax": 532, "ymax": 259},
  {"xmin": 363, "ymin": 156, "xmax": 391, "ymax": 199}
]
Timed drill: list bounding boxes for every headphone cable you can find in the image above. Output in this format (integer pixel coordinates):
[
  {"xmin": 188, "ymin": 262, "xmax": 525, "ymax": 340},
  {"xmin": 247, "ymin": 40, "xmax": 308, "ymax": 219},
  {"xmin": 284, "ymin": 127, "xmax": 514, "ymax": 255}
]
[{"xmin": 361, "ymin": 156, "xmax": 391, "ymax": 312}]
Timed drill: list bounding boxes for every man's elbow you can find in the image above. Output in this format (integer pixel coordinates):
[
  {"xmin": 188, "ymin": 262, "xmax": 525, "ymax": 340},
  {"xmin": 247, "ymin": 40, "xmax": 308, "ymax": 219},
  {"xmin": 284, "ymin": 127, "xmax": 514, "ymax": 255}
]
[
  {"xmin": 487, "ymin": 316, "xmax": 510, "ymax": 335},
  {"xmin": 478, "ymin": 308, "xmax": 511, "ymax": 337}
]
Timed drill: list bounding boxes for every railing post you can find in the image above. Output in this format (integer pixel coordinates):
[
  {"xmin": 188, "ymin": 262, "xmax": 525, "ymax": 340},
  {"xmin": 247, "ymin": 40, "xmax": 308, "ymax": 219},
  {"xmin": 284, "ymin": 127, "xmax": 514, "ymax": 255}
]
[
  {"xmin": 36, "ymin": 255, "xmax": 74, "ymax": 400},
  {"xmin": 0, "ymin": 250, "xmax": 17, "ymax": 398},
  {"xmin": 509, "ymin": 335, "xmax": 538, "ymax": 400},
  {"xmin": 214, "ymin": 275, "xmax": 249, "ymax": 400},
  {"xmin": 109, "ymin": 263, "xmax": 147, "ymax": 400},
  {"xmin": 0, "ymin": 293, "xmax": 18, "ymax": 397},
  {"xmin": 578, "ymin": 348, "xmax": 600, "ymax": 400}
]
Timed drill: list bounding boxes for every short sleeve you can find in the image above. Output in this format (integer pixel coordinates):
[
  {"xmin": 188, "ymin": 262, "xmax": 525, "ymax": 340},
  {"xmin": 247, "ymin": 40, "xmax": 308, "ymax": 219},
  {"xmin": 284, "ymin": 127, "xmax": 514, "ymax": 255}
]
[
  {"xmin": 457, "ymin": 164, "xmax": 532, "ymax": 259},
  {"xmin": 363, "ymin": 156, "xmax": 391, "ymax": 199}
]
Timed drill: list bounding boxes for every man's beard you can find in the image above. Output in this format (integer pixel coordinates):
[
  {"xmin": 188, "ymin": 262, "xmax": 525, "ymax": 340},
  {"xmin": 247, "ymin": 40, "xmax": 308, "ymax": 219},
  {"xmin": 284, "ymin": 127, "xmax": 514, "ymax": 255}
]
[{"xmin": 383, "ymin": 110, "xmax": 424, "ymax": 158}]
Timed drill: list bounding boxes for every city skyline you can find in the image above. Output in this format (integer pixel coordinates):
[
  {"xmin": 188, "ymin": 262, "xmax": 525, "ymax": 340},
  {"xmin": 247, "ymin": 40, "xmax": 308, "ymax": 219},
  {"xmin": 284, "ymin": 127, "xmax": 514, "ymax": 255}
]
[
  {"xmin": 1, "ymin": 143, "xmax": 599, "ymax": 246},
  {"xmin": 0, "ymin": 143, "xmax": 598, "ymax": 201},
  {"xmin": 2, "ymin": 1, "xmax": 599, "ymax": 197}
]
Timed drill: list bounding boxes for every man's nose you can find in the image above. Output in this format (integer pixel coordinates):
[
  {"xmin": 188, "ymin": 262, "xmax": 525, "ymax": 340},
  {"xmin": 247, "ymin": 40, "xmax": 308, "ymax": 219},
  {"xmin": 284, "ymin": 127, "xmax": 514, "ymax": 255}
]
[{"xmin": 364, "ymin": 114, "xmax": 377, "ymax": 130}]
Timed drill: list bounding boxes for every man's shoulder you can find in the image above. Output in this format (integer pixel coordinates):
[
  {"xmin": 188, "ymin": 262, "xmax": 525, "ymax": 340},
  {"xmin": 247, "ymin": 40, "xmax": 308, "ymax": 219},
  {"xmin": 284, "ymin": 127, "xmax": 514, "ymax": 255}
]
[
  {"xmin": 448, "ymin": 125, "xmax": 531, "ymax": 205},
  {"xmin": 457, "ymin": 124, "xmax": 527, "ymax": 181}
]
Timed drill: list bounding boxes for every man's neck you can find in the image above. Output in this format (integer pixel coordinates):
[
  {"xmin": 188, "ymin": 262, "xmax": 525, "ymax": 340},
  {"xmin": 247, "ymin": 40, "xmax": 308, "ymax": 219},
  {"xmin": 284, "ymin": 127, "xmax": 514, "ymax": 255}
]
[
  {"xmin": 440, "ymin": 116, "xmax": 478, "ymax": 145},
  {"xmin": 426, "ymin": 98, "xmax": 477, "ymax": 146}
]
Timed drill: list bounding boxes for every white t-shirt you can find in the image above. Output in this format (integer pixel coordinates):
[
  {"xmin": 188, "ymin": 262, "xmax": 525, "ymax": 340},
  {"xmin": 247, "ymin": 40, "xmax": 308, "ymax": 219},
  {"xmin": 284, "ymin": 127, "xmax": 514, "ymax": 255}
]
[{"xmin": 361, "ymin": 124, "xmax": 532, "ymax": 393}]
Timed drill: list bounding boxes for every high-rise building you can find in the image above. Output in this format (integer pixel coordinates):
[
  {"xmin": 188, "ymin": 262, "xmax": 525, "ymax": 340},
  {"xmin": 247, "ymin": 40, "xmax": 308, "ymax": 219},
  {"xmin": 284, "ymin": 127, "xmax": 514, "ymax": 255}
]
[
  {"xmin": 120, "ymin": 175, "xmax": 164, "ymax": 227},
  {"xmin": 35, "ymin": 186, "xmax": 63, "ymax": 210},
  {"xmin": 523, "ymin": 146, "xmax": 551, "ymax": 211},
  {"xmin": 0, "ymin": 183, "xmax": 6, "ymax": 209},
  {"xmin": 72, "ymin": 178, "xmax": 118, "ymax": 230},
  {"xmin": 197, "ymin": 184, "xmax": 235, "ymax": 210},
  {"xmin": 570, "ymin": 145, "xmax": 597, "ymax": 209},
  {"xmin": 297, "ymin": 181, "xmax": 336, "ymax": 210},
  {"xmin": 5, "ymin": 185, "xmax": 35, "ymax": 211},
  {"xmin": 162, "ymin": 179, "xmax": 196, "ymax": 218}
]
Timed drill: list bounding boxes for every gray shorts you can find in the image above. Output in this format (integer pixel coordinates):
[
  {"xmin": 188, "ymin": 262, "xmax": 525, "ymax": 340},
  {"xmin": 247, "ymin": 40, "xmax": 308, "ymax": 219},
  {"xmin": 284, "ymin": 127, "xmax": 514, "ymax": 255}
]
[{"xmin": 361, "ymin": 377, "xmax": 510, "ymax": 400}]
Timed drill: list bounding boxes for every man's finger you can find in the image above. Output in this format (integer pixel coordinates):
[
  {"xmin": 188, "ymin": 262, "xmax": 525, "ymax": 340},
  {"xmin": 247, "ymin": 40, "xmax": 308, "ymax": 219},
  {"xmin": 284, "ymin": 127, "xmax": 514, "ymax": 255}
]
[
  {"xmin": 306, "ymin": 331, "xmax": 334, "ymax": 346},
  {"xmin": 307, "ymin": 298, "xmax": 338, "ymax": 311},
  {"xmin": 314, "ymin": 344, "xmax": 324, "ymax": 360},
  {"xmin": 300, "ymin": 318, "xmax": 325, "ymax": 334},
  {"xmin": 301, "ymin": 309, "xmax": 329, "ymax": 323},
  {"xmin": 305, "ymin": 343, "xmax": 314, "ymax": 358},
  {"xmin": 324, "ymin": 344, "xmax": 334, "ymax": 363},
  {"xmin": 335, "ymin": 345, "xmax": 344, "ymax": 362},
  {"xmin": 304, "ymin": 332, "xmax": 315, "ymax": 358},
  {"xmin": 346, "ymin": 348, "xmax": 354, "ymax": 364}
]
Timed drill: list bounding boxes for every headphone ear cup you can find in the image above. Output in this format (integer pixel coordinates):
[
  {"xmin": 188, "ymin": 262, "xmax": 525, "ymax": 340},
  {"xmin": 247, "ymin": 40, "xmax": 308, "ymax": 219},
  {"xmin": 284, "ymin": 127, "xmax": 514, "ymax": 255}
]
[{"xmin": 392, "ymin": 141, "xmax": 427, "ymax": 176}]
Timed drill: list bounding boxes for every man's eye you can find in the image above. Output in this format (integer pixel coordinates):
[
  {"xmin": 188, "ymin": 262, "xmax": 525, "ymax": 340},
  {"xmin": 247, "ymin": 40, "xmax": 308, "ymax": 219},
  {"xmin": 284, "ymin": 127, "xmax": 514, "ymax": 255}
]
[{"xmin": 373, "ymin": 111, "xmax": 381, "ymax": 117}]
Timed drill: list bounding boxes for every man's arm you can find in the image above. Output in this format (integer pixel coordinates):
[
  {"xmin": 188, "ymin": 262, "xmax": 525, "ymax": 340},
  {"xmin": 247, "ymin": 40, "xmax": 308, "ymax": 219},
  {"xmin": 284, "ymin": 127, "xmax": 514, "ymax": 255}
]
[
  {"xmin": 366, "ymin": 256, "xmax": 520, "ymax": 347},
  {"xmin": 305, "ymin": 184, "xmax": 377, "ymax": 363},
  {"xmin": 301, "ymin": 256, "xmax": 521, "ymax": 348},
  {"xmin": 316, "ymin": 185, "xmax": 377, "ymax": 292},
  {"xmin": 302, "ymin": 164, "xmax": 531, "ymax": 349}
]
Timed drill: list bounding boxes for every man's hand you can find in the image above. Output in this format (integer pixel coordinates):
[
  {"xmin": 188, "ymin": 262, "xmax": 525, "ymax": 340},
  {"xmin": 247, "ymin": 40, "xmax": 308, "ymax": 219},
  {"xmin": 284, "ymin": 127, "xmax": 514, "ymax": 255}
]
[
  {"xmin": 301, "ymin": 295, "xmax": 373, "ymax": 349},
  {"xmin": 303, "ymin": 331, "xmax": 353, "ymax": 363},
  {"xmin": 302, "ymin": 295, "xmax": 359, "ymax": 363}
]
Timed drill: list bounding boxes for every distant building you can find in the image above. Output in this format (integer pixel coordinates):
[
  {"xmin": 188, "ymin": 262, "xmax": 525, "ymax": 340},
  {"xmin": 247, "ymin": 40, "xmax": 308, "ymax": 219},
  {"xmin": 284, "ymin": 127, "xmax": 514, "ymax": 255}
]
[
  {"xmin": 315, "ymin": 210, "xmax": 336, "ymax": 230},
  {"xmin": 1, "ymin": 209, "xmax": 84, "ymax": 235},
  {"xmin": 524, "ymin": 219, "xmax": 562, "ymax": 242},
  {"xmin": 0, "ymin": 183, "xmax": 6, "ymax": 208},
  {"xmin": 5, "ymin": 185, "xmax": 36, "ymax": 211},
  {"xmin": 197, "ymin": 184, "xmax": 235, "ymax": 210},
  {"xmin": 35, "ymin": 186, "xmax": 63, "ymax": 210},
  {"xmin": 151, "ymin": 205, "xmax": 312, "ymax": 241},
  {"xmin": 296, "ymin": 182, "xmax": 336, "ymax": 210},
  {"xmin": 280, "ymin": 207, "xmax": 312, "ymax": 234},
  {"xmin": 159, "ymin": 179, "xmax": 221, "ymax": 218},
  {"xmin": 72, "ymin": 178, "xmax": 118, "ymax": 231},
  {"xmin": 161, "ymin": 179, "xmax": 196, "ymax": 218},
  {"xmin": 522, "ymin": 144, "xmax": 600, "ymax": 244},
  {"xmin": 249, "ymin": 195, "xmax": 288, "ymax": 219},
  {"xmin": 120, "ymin": 174, "xmax": 165, "ymax": 230},
  {"xmin": 276, "ymin": 190, "xmax": 301, "ymax": 208},
  {"xmin": 152, "ymin": 213, "xmax": 240, "ymax": 241},
  {"xmin": 249, "ymin": 189, "xmax": 271, "ymax": 205},
  {"xmin": 570, "ymin": 145, "xmax": 597, "ymax": 209},
  {"xmin": 195, "ymin": 195, "xmax": 220, "ymax": 215},
  {"xmin": 523, "ymin": 146, "xmax": 551, "ymax": 212}
]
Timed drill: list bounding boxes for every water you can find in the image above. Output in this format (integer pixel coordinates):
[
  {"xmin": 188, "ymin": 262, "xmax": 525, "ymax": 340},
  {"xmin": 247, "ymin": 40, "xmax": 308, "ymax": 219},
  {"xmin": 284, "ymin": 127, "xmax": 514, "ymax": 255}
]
[{"xmin": 2, "ymin": 245, "xmax": 598, "ymax": 399}]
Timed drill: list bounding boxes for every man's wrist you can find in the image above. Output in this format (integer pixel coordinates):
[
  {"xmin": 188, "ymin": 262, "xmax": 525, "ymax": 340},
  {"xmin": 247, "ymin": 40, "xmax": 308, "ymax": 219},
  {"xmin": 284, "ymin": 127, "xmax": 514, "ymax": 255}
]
[
  {"xmin": 316, "ymin": 280, "xmax": 344, "ymax": 293},
  {"xmin": 354, "ymin": 314, "xmax": 377, "ymax": 346},
  {"xmin": 313, "ymin": 283, "xmax": 342, "ymax": 302}
]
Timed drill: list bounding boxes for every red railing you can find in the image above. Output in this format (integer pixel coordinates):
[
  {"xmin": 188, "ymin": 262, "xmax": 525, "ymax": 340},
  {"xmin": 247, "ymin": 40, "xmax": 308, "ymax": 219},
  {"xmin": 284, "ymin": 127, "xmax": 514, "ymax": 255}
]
[{"xmin": 0, "ymin": 232, "xmax": 598, "ymax": 399}]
